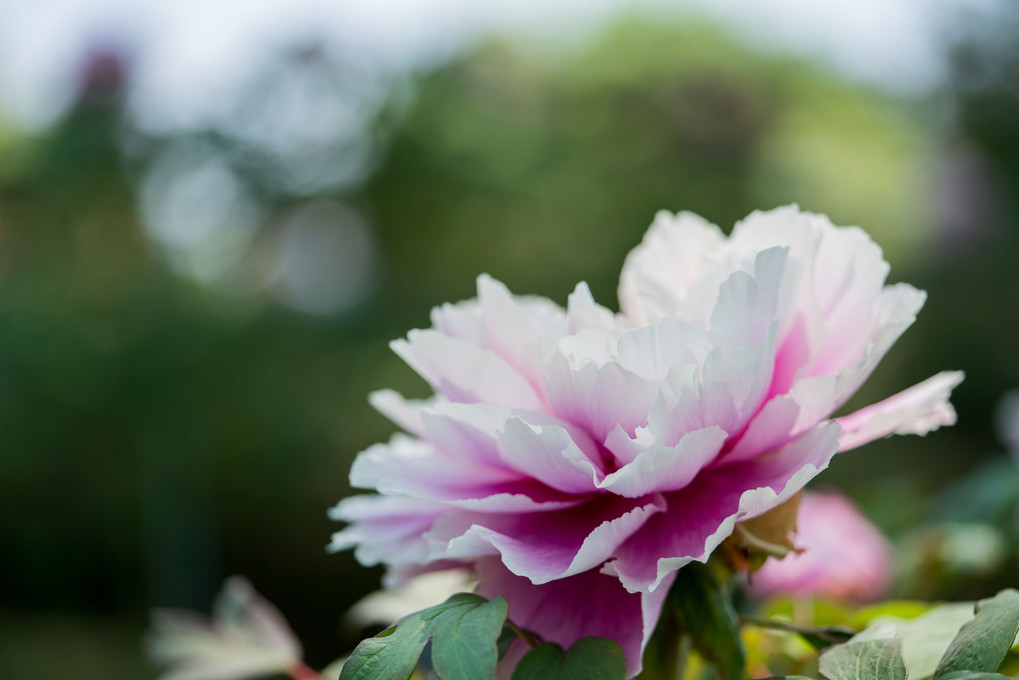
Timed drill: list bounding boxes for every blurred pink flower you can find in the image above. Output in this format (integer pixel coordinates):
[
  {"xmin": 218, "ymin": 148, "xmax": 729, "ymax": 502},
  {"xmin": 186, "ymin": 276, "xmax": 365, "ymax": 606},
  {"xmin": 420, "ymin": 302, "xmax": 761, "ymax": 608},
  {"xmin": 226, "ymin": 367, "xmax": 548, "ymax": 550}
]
[
  {"xmin": 331, "ymin": 206, "xmax": 961, "ymax": 677},
  {"xmin": 149, "ymin": 577, "xmax": 316, "ymax": 680},
  {"xmin": 747, "ymin": 491, "xmax": 894, "ymax": 601}
]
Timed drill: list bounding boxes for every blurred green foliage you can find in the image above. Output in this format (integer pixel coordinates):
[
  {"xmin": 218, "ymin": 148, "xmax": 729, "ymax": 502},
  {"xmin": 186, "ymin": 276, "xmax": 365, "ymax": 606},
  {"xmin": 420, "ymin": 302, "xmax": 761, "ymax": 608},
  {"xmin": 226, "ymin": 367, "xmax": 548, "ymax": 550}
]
[{"xmin": 0, "ymin": 12, "xmax": 1018, "ymax": 680}]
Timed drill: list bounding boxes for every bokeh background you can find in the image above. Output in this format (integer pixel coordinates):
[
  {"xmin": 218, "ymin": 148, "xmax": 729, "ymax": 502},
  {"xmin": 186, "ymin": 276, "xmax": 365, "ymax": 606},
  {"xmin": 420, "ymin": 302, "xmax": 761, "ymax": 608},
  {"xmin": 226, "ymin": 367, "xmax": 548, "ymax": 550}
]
[{"xmin": 2, "ymin": 0, "xmax": 1019, "ymax": 677}]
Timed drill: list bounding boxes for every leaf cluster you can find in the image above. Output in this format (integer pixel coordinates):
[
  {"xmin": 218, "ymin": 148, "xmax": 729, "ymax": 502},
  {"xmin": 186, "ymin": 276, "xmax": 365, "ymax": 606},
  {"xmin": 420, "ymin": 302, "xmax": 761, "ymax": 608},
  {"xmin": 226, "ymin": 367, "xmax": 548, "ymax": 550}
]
[
  {"xmin": 338, "ymin": 585, "xmax": 1019, "ymax": 680},
  {"xmin": 763, "ymin": 589, "xmax": 1019, "ymax": 680},
  {"xmin": 338, "ymin": 593, "xmax": 626, "ymax": 680}
]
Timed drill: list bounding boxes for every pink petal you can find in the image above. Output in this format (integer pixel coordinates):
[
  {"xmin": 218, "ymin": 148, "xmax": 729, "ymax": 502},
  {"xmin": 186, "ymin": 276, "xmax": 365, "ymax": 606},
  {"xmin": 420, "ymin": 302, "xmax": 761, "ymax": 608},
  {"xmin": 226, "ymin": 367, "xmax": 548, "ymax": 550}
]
[
  {"xmin": 748, "ymin": 491, "xmax": 893, "ymax": 602},
  {"xmin": 474, "ymin": 557, "xmax": 674, "ymax": 679},
  {"xmin": 368, "ymin": 389, "xmax": 427, "ymax": 437},
  {"xmin": 596, "ymin": 426, "xmax": 727, "ymax": 498},
  {"xmin": 426, "ymin": 494, "xmax": 666, "ymax": 584},
  {"xmin": 823, "ymin": 283, "xmax": 927, "ymax": 408},
  {"xmin": 609, "ymin": 422, "xmax": 841, "ymax": 593},
  {"xmin": 496, "ymin": 416, "xmax": 601, "ymax": 494},
  {"xmin": 835, "ymin": 371, "xmax": 965, "ymax": 452},
  {"xmin": 721, "ymin": 374, "xmax": 838, "ymax": 465},
  {"xmin": 392, "ymin": 329, "xmax": 544, "ymax": 411},
  {"xmin": 477, "ymin": 275, "xmax": 555, "ymax": 394},
  {"xmin": 543, "ymin": 352, "xmax": 659, "ymax": 444},
  {"xmin": 350, "ymin": 441, "xmax": 580, "ymax": 512},
  {"xmin": 644, "ymin": 335, "xmax": 776, "ymax": 448},
  {"xmin": 430, "ymin": 299, "xmax": 485, "ymax": 345},
  {"xmin": 328, "ymin": 495, "xmax": 448, "ymax": 568},
  {"xmin": 350, "ymin": 435, "xmax": 516, "ymax": 496}
]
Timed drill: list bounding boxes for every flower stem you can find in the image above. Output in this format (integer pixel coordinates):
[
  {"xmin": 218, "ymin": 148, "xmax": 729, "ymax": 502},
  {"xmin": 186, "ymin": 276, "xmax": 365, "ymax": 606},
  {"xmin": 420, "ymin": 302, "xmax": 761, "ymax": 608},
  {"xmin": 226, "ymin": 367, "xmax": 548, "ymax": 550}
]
[{"xmin": 504, "ymin": 618, "xmax": 544, "ymax": 648}]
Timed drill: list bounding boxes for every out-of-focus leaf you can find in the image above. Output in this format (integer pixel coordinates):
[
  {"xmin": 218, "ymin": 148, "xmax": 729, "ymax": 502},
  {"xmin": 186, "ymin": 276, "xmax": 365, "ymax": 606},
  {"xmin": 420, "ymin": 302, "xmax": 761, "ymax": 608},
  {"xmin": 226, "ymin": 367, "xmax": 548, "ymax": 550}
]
[
  {"xmin": 938, "ymin": 673, "xmax": 1012, "ymax": 679},
  {"xmin": 853, "ymin": 602, "xmax": 975, "ymax": 679},
  {"xmin": 819, "ymin": 637, "xmax": 907, "ymax": 680},
  {"xmin": 339, "ymin": 593, "xmax": 507, "ymax": 680},
  {"xmin": 759, "ymin": 597, "xmax": 855, "ymax": 629},
  {"xmin": 851, "ymin": 600, "xmax": 937, "ymax": 627},
  {"xmin": 669, "ymin": 562, "xmax": 746, "ymax": 680},
  {"xmin": 510, "ymin": 637, "xmax": 626, "ymax": 680},
  {"xmin": 637, "ymin": 588, "xmax": 687, "ymax": 680},
  {"xmin": 934, "ymin": 589, "xmax": 1019, "ymax": 679},
  {"xmin": 742, "ymin": 616, "xmax": 855, "ymax": 650}
]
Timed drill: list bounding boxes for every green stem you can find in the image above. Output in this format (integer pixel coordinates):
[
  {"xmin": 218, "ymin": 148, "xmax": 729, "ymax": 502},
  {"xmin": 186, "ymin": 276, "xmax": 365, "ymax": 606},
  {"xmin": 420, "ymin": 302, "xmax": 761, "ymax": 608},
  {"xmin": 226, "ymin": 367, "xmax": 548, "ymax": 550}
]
[
  {"xmin": 504, "ymin": 618, "xmax": 544, "ymax": 648},
  {"xmin": 739, "ymin": 615, "xmax": 855, "ymax": 645}
]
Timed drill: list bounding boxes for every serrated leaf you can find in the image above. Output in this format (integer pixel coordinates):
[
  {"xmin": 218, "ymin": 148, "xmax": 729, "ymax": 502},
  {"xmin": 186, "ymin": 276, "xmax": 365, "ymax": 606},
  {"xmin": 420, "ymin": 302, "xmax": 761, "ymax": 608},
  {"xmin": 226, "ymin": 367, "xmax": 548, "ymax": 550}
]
[
  {"xmin": 510, "ymin": 637, "xmax": 626, "ymax": 680},
  {"xmin": 934, "ymin": 589, "xmax": 1019, "ymax": 679},
  {"xmin": 819, "ymin": 637, "xmax": 907, "ymax": 680},
  {"xmin": 340, "ymin": 593, "xmax": 508, "ymax": 680},
  {"xmin": 669, "ymin": 561, "xmax": 746, "ymax": 680}
]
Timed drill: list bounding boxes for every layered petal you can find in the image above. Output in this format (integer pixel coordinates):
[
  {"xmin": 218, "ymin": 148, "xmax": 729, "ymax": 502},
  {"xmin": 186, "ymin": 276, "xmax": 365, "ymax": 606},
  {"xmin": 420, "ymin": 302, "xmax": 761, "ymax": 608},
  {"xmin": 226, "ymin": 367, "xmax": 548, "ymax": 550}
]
[
  {"xmin": 474, "ymin": 558, "xmax": 673, "ymax": 679},
  {"xmin": 835, "ymin": 371, "xmax": 964, "ymax": 452},
  {"xmin": 608, "ymin": 422, "xmax": 842, "ymax": 593},
  {"xmin": 334, "ymin": 206, "xmax": 961, "ymax": 678},
  {"xmin": 426, "ymin": 493, "xmax": 666, "ymax": 584}
]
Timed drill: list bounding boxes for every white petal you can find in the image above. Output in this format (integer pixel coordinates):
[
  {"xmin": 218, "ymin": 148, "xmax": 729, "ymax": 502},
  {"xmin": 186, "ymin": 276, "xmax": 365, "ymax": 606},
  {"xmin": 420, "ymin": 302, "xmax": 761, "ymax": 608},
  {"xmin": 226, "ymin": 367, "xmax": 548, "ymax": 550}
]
[
  {"xmin": 618, "ymin": 210, "xmax": 725, "ymax": 326},
  {"xmin": 392, "ymin": 329, "xmax": 543, "ymax": 411}
]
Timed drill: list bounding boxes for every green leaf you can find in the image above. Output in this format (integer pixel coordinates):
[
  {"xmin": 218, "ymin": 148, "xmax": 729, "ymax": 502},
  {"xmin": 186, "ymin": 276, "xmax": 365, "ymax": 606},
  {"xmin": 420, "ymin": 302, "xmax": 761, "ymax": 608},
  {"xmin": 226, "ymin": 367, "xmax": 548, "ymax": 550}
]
[
  {"xmin": 818, "ymin": 637, "xmax": 907, "ymax": 680},
  {"xmin": 510, "ymin": 637, "xmax": 626, "ymax": 680},
  {"xmin": 741, "ymin": 615, "xmax": 855, "ymax": 651},
  {"xmin": 938, "ymin": 673, "xmax": 1013, "ymax": 679},
  {"xmin": 851, "ymin": 600, "xmax": 938, "ymax": 627},
  {"xmin": 668, "ymin": 561, "xmax": 746, "ymax": 680},
  {"xmin": 934, "ymin": 589, "xmax": 1019, "ymax": 679},
  {"xmin": 851, "ymin": 601, "xmax": 975, "ymax": 679},
  {"xmin": 339, "ymin": 593, "xmax": 508, "ymax": 680}
]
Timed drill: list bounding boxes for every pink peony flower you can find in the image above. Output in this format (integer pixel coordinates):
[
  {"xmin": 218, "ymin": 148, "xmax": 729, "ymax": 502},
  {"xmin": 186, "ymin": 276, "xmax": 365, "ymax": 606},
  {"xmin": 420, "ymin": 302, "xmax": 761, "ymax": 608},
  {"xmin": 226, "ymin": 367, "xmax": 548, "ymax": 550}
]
[
  {"xmin": 149, "ymin": 577, "xmax": 310, "ymax": 680},
  {"xmin": 331, "ymin": 206, "xmax": 961, "ymax": 677},
  {"xmin": 747, "ymin": 490, "xmax": 894, "ymax": 602}
]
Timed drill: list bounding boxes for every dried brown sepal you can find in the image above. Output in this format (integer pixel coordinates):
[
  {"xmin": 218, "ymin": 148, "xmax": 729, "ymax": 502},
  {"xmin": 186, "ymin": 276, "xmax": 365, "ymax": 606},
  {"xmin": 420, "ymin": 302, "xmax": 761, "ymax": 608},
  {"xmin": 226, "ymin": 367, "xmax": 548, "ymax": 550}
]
[{"xmin": 722, "ymin": 491, "xmax": 804, "ymax": 574}]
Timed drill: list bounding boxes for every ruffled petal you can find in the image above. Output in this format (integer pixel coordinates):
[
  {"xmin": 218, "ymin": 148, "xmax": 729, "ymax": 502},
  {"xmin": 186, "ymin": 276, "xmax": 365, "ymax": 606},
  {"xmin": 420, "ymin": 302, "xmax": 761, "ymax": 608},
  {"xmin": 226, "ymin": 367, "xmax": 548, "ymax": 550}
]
[
  {"xmin": 835, "ymin": 371, "xmax": 964, "ymax": 452},
  {"xmin": 596, "ymin": 427, "xmax": 727, "ymax": 498},
  {"xmin": 496, "ymin": 416, "xmax": 602, "ymax": 494},
  {"xmin": 474, "ymin": 557, "xmax": 673, "ymax": 679},
  {"xmin": 427, "ymin": 494, "xmax": 666, "ymax": 584},
  {"xmin": 609, "ymin": 422, "xmax": 841, "ymax": 593},
  {"xmin": 328, "ymin": 495, "xmax": 448, "ymax": 568},
  {"xmin": 392, "ymin": 329, "xmax": 544, "ymax": 411},
  {"xmin": 618, "ymin": 211, "xmax": 725, "ymax": 327},
  {"xmin": 543, "ymin": 352, "xmax": 659, "ymax": 444}
]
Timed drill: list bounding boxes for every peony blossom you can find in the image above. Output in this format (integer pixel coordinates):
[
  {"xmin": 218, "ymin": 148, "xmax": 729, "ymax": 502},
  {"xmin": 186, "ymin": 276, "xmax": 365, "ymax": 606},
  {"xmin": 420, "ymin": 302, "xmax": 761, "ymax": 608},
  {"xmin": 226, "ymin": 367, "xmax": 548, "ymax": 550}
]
[
  {"xmin": 148, "ymin": 576, "xmax": 316, "ymax": 680},
  {"xmin": 747, "ymin": 490, "xmax": 894, "ymax": 602},
  {"xmin": 331, "ymin": 206, "xmax": 962, "ymax": 677}
]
